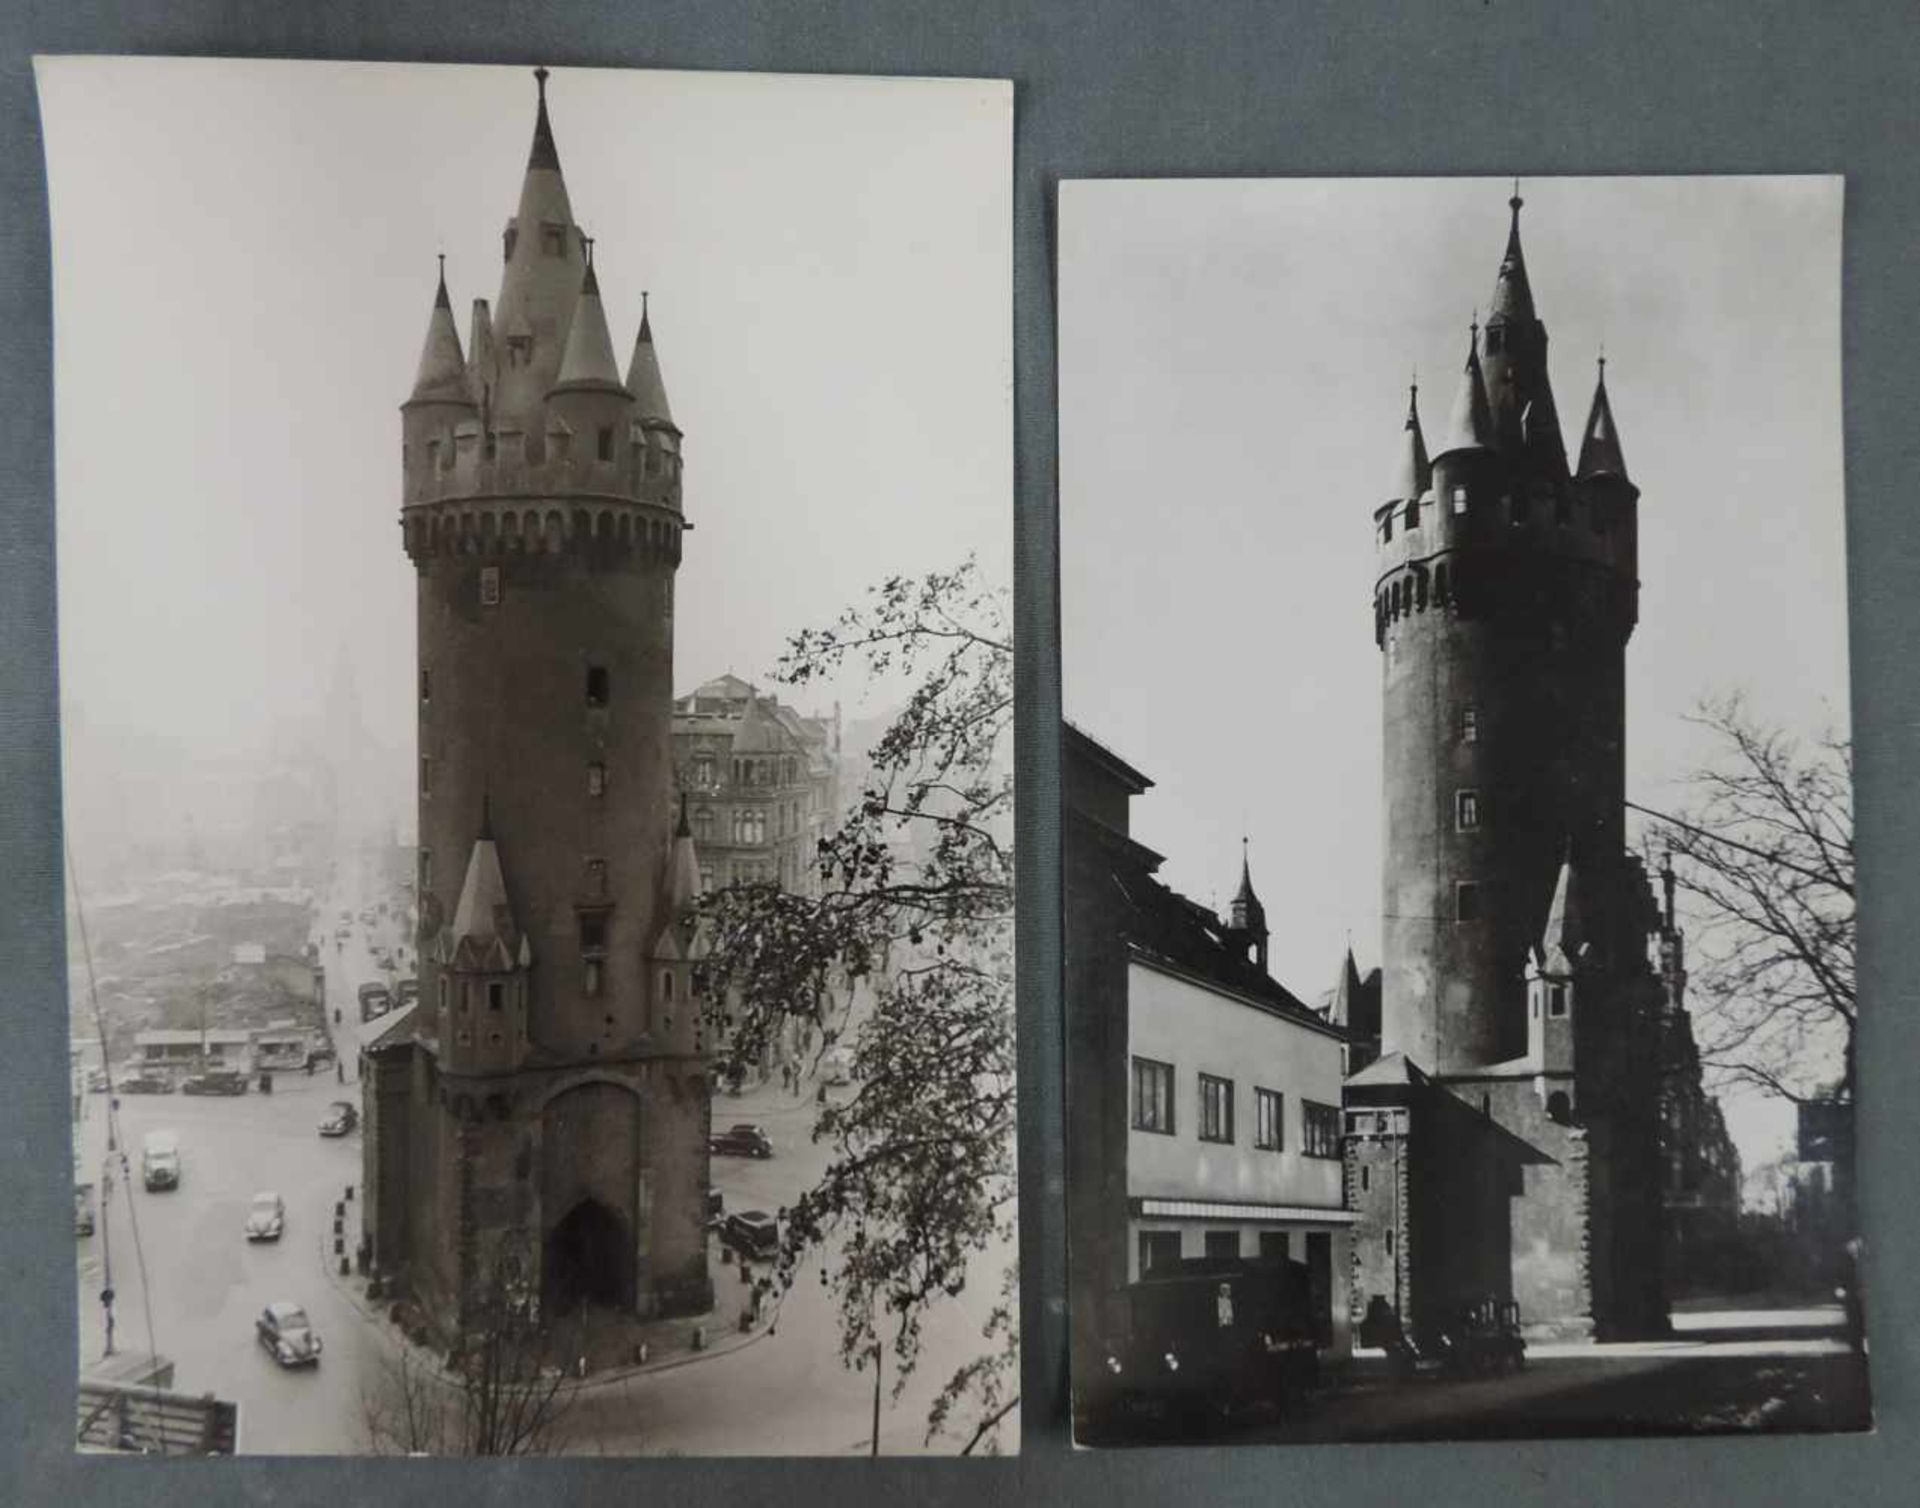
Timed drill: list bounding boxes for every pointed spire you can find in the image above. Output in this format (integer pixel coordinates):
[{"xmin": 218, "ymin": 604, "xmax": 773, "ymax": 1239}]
[
  {"xmin": 1540, "ymin": 840, "xmax": 1587, "ymax": 969},
  {"xmin": 626, "ymin": 289, "xmax": 677, "ymax": 427},
  {"xmin": 1489, "ymin": 180, "xmax": 1536, "ymax": 325},
  {"xmin": 1437, "ymin": 322, "xmax": 1495, "ymax": 458},
  {"xmin": 666, "ymin": 793, "xmax": 702, "ymax": 915},
  {"xmin": 529, "ymin": 66, "xmax": 559, "ymax": 171},
  {"xmin": 1388, "ymin": 378, "xmax": 1431, "ymax": 502},
  {"xmin": 1575, "ymin": 354, "xmax": 1631, "ymax": 481},
  {"xmin": 451, "ymin": 821, "xmax": 514, "ymax": 944},
  {"xmin": 1227, "ymin": 837, "xmax": 1265, "ymax": 932},
  {"xmin": 408, "ymin": 261, "xmax": 473, "ymax": 405},
  {"xmin": 1329, "ymin": 945, "xmax": 1363, "ymax": 1027},
  {"xmin": 552, "ymin": 244, "xmax": 628, "ymax": 394}
]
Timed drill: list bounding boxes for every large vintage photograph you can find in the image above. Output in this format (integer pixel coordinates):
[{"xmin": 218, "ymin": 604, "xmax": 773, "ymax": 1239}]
[
  {"xmin": 1060, "ymin": 176, "xmax": 1865, "ymax": 1443},
  {"xmin": 44, "ymin": 57, "xmax": 1014, "ymax": 1456}
]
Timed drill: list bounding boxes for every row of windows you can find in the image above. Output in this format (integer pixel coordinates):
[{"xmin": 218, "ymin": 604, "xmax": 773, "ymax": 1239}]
[
  {"xmin": 1379, "ymin": 486, "xmax": 1612, "ymax": 544},
  {"xmin": 1137, "ymin": 1227, "xmax": 1336, "ymax": 1280},
  {"xmin": 421, "ymin": 755, "xmax": 608, "ymax": 799},
  {"xmin": 1132, "ymin": 1057, "xmax": 1341, "ymax": 1159}
]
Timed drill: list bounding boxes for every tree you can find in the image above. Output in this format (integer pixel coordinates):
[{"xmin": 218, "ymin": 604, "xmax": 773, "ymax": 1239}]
[
  {"xmin": 1645, "ymin": 695, "xmax": 1855, "ymax": 1105},
  {"xmin": 361, "ymin": 1242, "xmax": 578, "ymax": 1456},
  {"xmin": 696, "ymin": 558, "xmax": 1017, "ymax": 1453}
]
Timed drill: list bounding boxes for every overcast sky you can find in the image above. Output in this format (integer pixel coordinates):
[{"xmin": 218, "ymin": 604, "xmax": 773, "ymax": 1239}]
[
  {"xmin": 40, "ymin": 57, "xmax": 1010, "ymax": 826},
  {"xmin": 1060, "ymin": 176, "xmax": 1847, "ymax": 1167}
]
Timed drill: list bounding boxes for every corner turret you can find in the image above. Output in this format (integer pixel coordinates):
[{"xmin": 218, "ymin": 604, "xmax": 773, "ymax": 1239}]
[
  {"xmin": 403, "ymin": 259, "xmax": 479, "ymax": 499},
  {"xmin": 651, "ymin": 797, "xmax": 707, "ymax": 1056},
  {"xmin": 627, "ymin": 292, "xmax": 684, "ymax": 501},
  {"xmin": 435, "ymin": 803, "xmax": 532, "ymax": 1075},
  {"xmin": 1525, "ymin": 844, "xmax": 1587, "ymax": 1105},
  {"xmin": 1222, "ymin": 839, "xmax": 1270, "ymax": 974}
]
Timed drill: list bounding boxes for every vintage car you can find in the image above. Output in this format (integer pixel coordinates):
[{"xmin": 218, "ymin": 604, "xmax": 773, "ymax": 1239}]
[
  {"xmin": 180, "ymin": 1070, "xmax": 249, "ymax": 1096},
  {"xmin": 117, "ymin": 1072, "xmax": 173, "ymax": 1096},
  {"xmin": 722, "ymin": 1210, "xmax": 780, "ymax": 1262},
  {"xmin": 256, "ymin": 1301, "xmax": 322, "ymax": 1367},
  {"xmin": 709, "ymin": 1123, "xmax": 774, "ymax": 1159},
  {"xmin": 318, "ymin": 1101, "xmax": 359, "ymax": 1138},
  {"xmin": 141, "ymin": 1130, "xmax": 182, "ymax": 1191},
  {"xmin": 244, "ymin": 1191, "xmax": 287, "ymax": 1242}
]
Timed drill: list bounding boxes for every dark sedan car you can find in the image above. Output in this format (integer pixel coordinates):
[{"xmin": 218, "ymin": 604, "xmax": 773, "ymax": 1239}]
[
  {"xmin": 256, "ymin": 1301, "xmax": 322, "ymax": 1367},
  {"xmin": 709, "ymin": 1123, "xmax": 774, "ymax": 1159},
  {"xmin": 318, "ymin": 1101, "xmax": 359, "ymax": 1137},
  {"xmin": 722, "ymin": 1210, "xmax": 780, "ymax": 1261},
  {"xmin": 180, "ymin": 1070, "xmax": 249, "ymax": 1096},
  {"xmin": 117, "ymin": 1072, "xmax": 173, "ymax": 1095}
]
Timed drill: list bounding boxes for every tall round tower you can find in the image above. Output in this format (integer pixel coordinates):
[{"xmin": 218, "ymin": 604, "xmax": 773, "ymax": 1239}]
[
  {"xmin": 1371, "ymin": 192, "xmax": 1640, "ymax": 1075},
  {"xmin": 374, "ymin": 71, "xmax": 710, "ymax": 1328}
]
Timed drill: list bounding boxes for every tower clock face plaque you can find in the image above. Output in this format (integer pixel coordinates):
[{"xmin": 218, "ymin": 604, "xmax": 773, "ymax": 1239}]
[
  {"xmin": 1058, "ymin": 175, "xmax": 1864, "ymax": 1446},
  {"xmin": 42, "ymin": 56, "xmax": 1014, "ymax": 1459}
]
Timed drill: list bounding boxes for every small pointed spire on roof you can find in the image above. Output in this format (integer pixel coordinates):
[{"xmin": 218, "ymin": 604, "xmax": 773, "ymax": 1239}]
[
  {"xmin": 1489, "ymin": 180, "xmax": 1536, "ymax": 325},
  {"xmin": 408, "ymin": 261, "xmax": 472, "ymax": 405},
  {"xmin": 627, "ymin": 289, "xmax": 677, "ymax": 427},
  {"xmin": 1437, "ymin": 321, "xmax": 1495, "ymax": 458},
  {"xmin": 1540, "ymin": 838, "xmax": 1587, "ymax": 968},
  {"xmin": 1388, "ymin": 375, "xmax": 1432, "ymax": 502},
  {"xmin": 551, "ymin": 245, "xmax": 628, "ymax": 394},
  {"xmin": 1575, "ymin": 353, "xmax": 1631, "ymax": 481},
  {"xmin": 1328, "ymin": 944, "xmax": 1363, "ymax": 1027},
  {"xmin": 529, "ymin": 66, "xmax": 559, "ymax": 171}
]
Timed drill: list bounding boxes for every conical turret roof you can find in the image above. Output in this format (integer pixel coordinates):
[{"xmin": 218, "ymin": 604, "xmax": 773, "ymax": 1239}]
[
  {"xmin": 1329, "ymin": 946, "xmax": 1363, "ymax": 1027},
  {"xmin": 666, "ymin": 796, "xmax": 702, "ymax": 915},
  {"xmin": 1539, "ymin": 842, "xmax": 1587, "ymax": 971},
  {"xmin": 1575, "ymin": 358, "xmax": 1631, "ymax": 481},
  {"xmin": 447, "ymin": 807, "xmax": 522, "ymax": 971},
  {"xmin": 1227, "ymin": 840, "xmax": 1266, "ymax": 933},
  {"xmin": 552, "ymin": 253, "xmax": 629, "ymax": 394},
  {"xmin": 408, "ymin": 260, "xmax": 473, "ymax": 406},
  {"xmin": 626, "ymin": 293, "xmax": 677, "ymax": 427},
  {"xmin": 1388, "ymin": 381, "xmax": 1431, "ymax": 502},
  {"xmin": 1487, "ymin": 186, "xmax": 1537, "ymax": 326},
  {"xmin": 1437, "ymin": 326, "xmax": 1495, "ymax": 458},
  {"xmin": 492, "ymin": 68, "xmax": 586, "ymax": 431}
]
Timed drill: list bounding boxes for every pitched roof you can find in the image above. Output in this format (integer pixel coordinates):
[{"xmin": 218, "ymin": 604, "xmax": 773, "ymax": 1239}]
[
  {"xmin": 626, "ymin": 294, "xmax": 676, "ymax": 427},
  {"xmin": 1575, "ymin": 359, "xmax": 1631, "ymax": 481},
  {"xmin": 1437, "ymin": 327, "xmax": 1495, "ymax": 458},
  {"xmin": 1388, "ymin": 381, "xmax": 1431, "ymax": 502},
  {"xmin": 445, "ymin": 826, "xmax": 524, "ymax": 972},
  {"xmin": 408, "ymin": 262, "xmax": 474, "ymax": 406},
  {"xmin": 1538, "ymin": 844, "xmax": 1588, "ymax": 972},
  {"xmin": 1345, "ymin": 1049, "xmax": 1430, "ymax": 1089},
  {"xmin": 551, "ymin": 256, "xmax": 629, "ymax": 395},
  {"xmin": 1486, "ymin": 187, "xmax": 1537, "ymax": 326}
]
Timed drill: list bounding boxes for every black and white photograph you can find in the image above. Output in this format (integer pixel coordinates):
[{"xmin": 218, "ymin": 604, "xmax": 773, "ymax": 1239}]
[
  {"xmin": 1060, "ymin": 176, "xmax": 1865, "ymax": 1444},
  {"xmin": 43, "ymin": 56, "xmax": 1014, "ymax": 1457}
]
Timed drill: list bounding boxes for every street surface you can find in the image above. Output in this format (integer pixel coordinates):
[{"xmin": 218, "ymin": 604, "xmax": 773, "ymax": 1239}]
[{"xmin": 74, "ymin": 847, "xmax": 1017, "ymax": 1456}]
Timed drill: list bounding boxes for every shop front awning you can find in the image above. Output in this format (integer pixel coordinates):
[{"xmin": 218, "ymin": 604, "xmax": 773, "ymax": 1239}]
[{"xmin": 1131, "ymin": 1198, "xmax": 1356, "ymax": 1225}]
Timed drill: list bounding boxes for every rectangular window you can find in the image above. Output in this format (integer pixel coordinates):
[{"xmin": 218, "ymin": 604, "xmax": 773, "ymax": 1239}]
[
  {"xmin": 579, "ymin": 912, "xmax": 608, "ymax": 954},
  {"xmin": 585, "ymin": 857, "xmax": 607, "ymax": 897},
  {"xmin": 1509, "ymin": 491, "xmax": 1528, "ymax": 526},
  {"xmin": 1451, "ymin": 485, "xmax": 1469, "ymax": 515},
  {"xmin": 1255, "ymin": 1087, "xmax": 1284, "ymax": 1151},
  {"xmin": 1131, "ymin": 1056, "xmax": 1175, "ymax": 1135},
  {"xmin": 419, "ymin": 850, "xmax": 432, "ymax": 890},
  {"xmin": 1548, "ymin": 983, "xmax": 1569, "ymax": 1018},
  {"xmin": 487, "ymin": 982, "xmax": 504, "ymax": 1012},
  {"xmin": 1456, "ymin": 790, "xmax": 1480, "ymax": 830},
  {"xmin": 479, "ymin": 566, "xmax": 501, "ymax": 607},
  {"xmin": 420, "ymin": 668, "xmax": 431, "ymax": 705},
  {"xmin": 1204, "ymin": 1230, "xmax": 1240, "ymax": 1261},
  {"xmin": 1303, "ymin": 1101, "xmax": 1342, "ymax": 1159},
  {"xmin": 1460, "ymin": 705, "xmax": 1478, "ymax": 743},
  {"xmin": 1139, "ymin": 1231, "xmax": 1181, "ymax": 1276},
  {"xmin": 583, "ymin": 958, "xmax": 603, "ymax": 997},
  {"xmin": 1198, "ymin": 1073, "xmax": 1234, "ymax": 1144},
  {"xmin": 1360, "ymin": 1164, "xmax": 1371, "ymax": 1193},
  {"xmin": 587, "ymin": 762, "xmax": 606, "ymax": 797},
  {"xmin": 420, "ymin": 756, "xmax": 431, "ymax": 796},
  {"xmin": 1456, "ymin": 880, "xmax": 1482, "ymax": 922},
  {"xmin": 597, "ymin": 426, "xmax": 614, "ymax": 462},
  {"xmin": 1259, "ymin": 1230, "xmax": 1290, "ymax": 1263},
  {"xmin": 586, "ymin": 665, "xmax": 610, "ymax": 706},
  {"xmin": 540, "ymin": 223, "xmax": 566, "ymax": 256},
  {"xmin": 1381, "ymin": 512, "xmax": 1394, "ymax": 544}
]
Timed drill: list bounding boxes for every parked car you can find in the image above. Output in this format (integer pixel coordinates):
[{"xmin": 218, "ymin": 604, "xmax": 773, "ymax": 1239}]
[
  {"xmin": 306, "ymin": 1044, "xmax": 338, "ymax": 1071},
  {"xmin": 722, "ymin": 1210, "xmax": 780, "ymax": 1261},
  {"xmin": 180, "ymin": 1070, "xmax": 249, "ymax": 1097},
  {"xmin": 318, "ymin": 1101, "xmax": 359, "ymax": 1138},
  {"xmin": 118, "ymin": 1072, "xmax": 173, "ymax": 1096},
  {"xmin": 141, "ymin": 1130, "xmax": 181, "ymax": 1192},
  {"xmin": 244, "ymin": 1191, "xmax": 286, "ymax": 1242},
  {"xmin": 75, "ymin": 1182, "xmax": 96, "ymax": 1237},
  {"xmin": 820, "ymin": 1047, "xmax": 855, "ymax": 1086},
  {"xmin": 85, "ymin": 1068, "xmax": 111, "ymax": 1094},
  {"xmin": 710, "ymin": 1123, "xmax": 774, "ymax": 1159},
  {"xmin": 256, "ymin": 1301, "xmax": 322, "ymax": 1367},
  {"xmin": 706, "ymin": 1188, "xmax": 725, "ymax": 1227}
]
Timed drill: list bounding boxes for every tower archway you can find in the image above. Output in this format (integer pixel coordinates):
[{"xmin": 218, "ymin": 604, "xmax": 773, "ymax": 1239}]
[{"xmin": 543, "ymin": 1197, "xmax": 634, "ymax": 1314}]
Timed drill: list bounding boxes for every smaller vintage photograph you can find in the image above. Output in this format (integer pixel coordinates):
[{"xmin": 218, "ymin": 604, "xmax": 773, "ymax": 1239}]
[
  {"xmin": 45, "ymin": 56, "xmax": 1014, "ymax": 1457},
  {"xmin": 1060, "ymin": 175, "xmax": 1865, "ymax": 1444}
]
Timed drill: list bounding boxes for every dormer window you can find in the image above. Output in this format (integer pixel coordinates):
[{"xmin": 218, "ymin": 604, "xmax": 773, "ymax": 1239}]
[
  {"xmin": 1548, "ymin": 983, "xmax": 1569, "ymax": 1018},
  {"xmin": 1485, "ymin": 325, "xmax": 1505, "ymax": 355},
  {"xmin": 1404, "ymin": 496, "xmax": 1420, "ymax": 530},
  {"xmin": 506, "ymin": 335, "xmax": 531, "ymax": 369},
  {"xmin": 597, "ymin": 427, "xmax": 614, "ymax": 462},
  {"xmin": 1451, "ymin": 485, "xmax": 1469, "ymax": 515},
  {"xmin": 540, "ymin": 222, "xmax": 567, "ymax": 257}
]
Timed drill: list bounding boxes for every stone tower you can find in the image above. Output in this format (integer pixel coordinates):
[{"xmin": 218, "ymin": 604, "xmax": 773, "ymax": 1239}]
[
  {"xmin": 366, "ymin": 69, "xmax": 712, "ymax": 1337},
  {"xmin": 1345, "ymin": 189, "xmax": 1667, "ymax": 1341}
]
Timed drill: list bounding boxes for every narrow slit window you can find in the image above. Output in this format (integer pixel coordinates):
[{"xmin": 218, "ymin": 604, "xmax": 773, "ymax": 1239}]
[{"xmin": 586, "ymin": 665, "xmax": 610, "ymax": 706}]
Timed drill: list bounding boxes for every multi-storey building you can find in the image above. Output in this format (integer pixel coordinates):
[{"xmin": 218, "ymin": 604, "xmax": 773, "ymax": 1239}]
[
  {"xmin": 1065, "ymin": 724, "xmax": 1354, "ymax": 1427},
  {"xmin": 363, "ymin": 70, "xmax": 712, "ymax": 1337},
  {"xmin": 671, "ymin": 674, "xmax": 840, "ymax": 895}
]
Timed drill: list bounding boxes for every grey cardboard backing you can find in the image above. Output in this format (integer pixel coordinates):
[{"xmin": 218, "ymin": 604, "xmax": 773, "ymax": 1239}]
[{"xmin": 2, "ymin": 3, "xmax": 1915, "ymax": 1505}]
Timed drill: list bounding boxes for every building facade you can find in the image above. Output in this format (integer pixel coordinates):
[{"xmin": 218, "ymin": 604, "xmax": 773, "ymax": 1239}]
[
  {"xmin": 1342, "ymin": 191, "xmax": 1670, "ymax": 1341},
  {"xmin": 363, "ymin": 71, "xmax": 712, "ymax": 1338},
  {"xmin": 671, "ymin": 674, "xmax": 841, "ymax": 896},
  {"xmin": 1065, "ymin": 724, "xmax": 1354, "ymax": 1424}
]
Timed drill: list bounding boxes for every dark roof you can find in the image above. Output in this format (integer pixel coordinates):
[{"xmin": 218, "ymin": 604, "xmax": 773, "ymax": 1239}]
[
  {"xmin": 1064, "ymin": 721, "xmax": 1154, "ymax": 796},
  {"xmin": 1575, "ymin": 361, "xmax": 1631, "ymax": 482},
  {"xmin": 1110, "ymin": 856, "xmax": 1336, "ymax": 1038}
]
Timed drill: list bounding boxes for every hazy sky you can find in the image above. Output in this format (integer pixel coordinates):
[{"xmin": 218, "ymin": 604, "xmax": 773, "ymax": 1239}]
[
  {"xmin": 41, "ymin": 57, "xmax": 1010, "ymax": 795},
  {"xmin": 1060, "ymin": 177, "xmax": 1847, "ymax": 1167}
]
